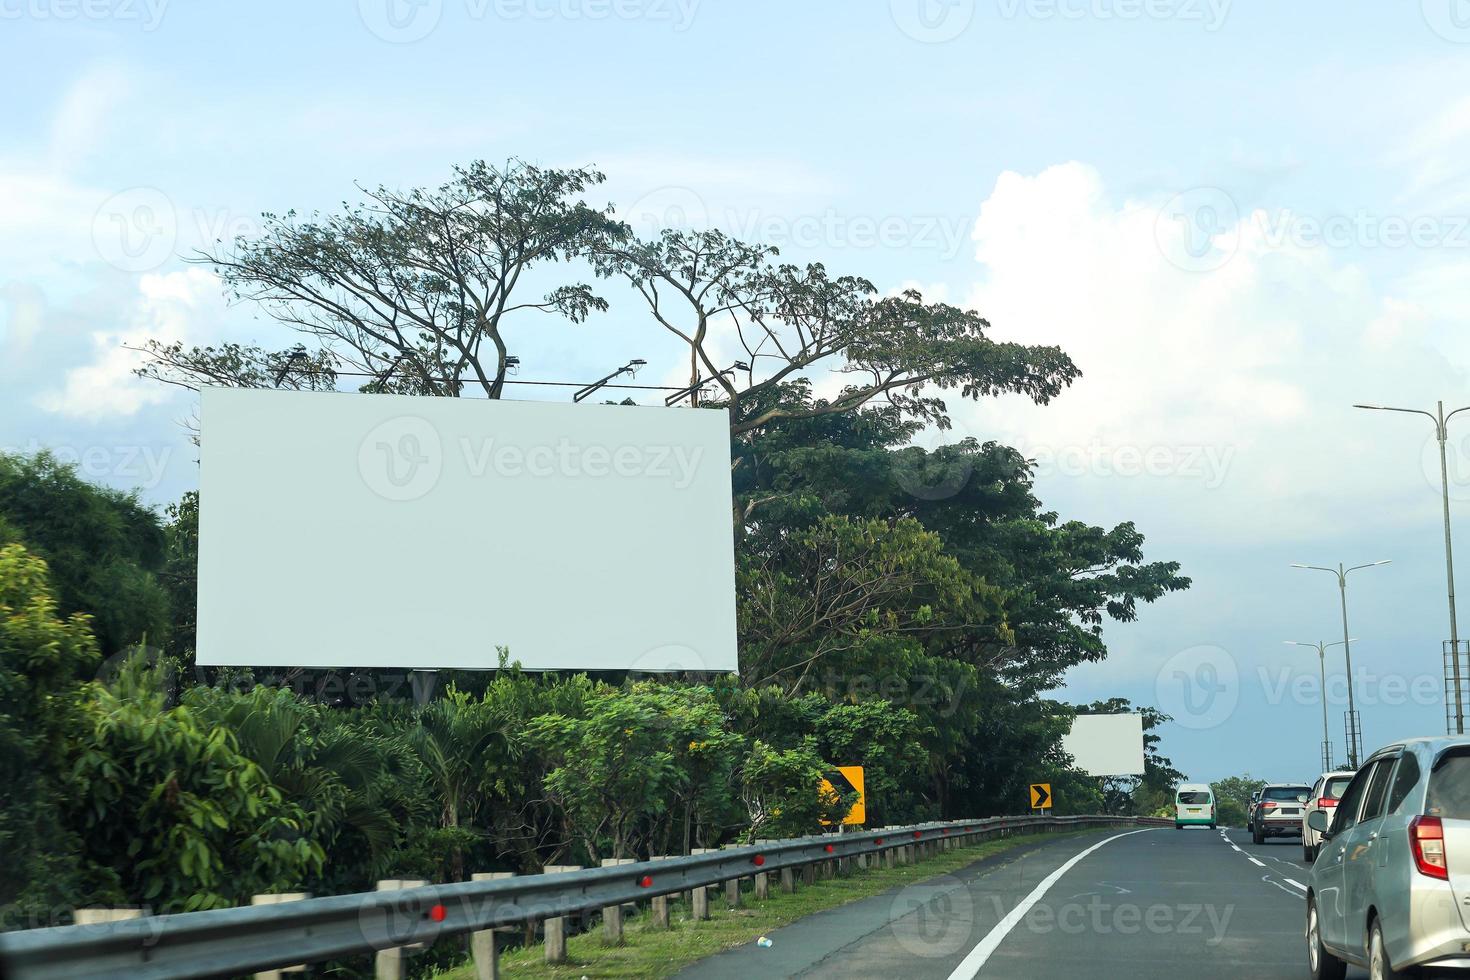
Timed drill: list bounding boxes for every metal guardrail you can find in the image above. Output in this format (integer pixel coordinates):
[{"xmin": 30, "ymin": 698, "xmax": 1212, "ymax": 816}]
[{"xmin": 0, "ymin": 813, "xmax": 1166, "ymax": 979}]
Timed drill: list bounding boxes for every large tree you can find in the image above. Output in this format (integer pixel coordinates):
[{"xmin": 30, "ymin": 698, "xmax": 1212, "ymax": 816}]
[
  {"xmin": 593, "ymin": 230, "xmax": 1080, "ymax": 436},
  {"xmin": 136, "ymin": 160, "xmax": 626, "ymax": 397}
]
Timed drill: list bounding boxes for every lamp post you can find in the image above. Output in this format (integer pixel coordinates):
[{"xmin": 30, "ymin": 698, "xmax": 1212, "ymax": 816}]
[
  {"xmin": 1285, "ymin": 640, "xmax": 1352, "ymax": 771},
  {"xmin": 1354, "ymin": 401, "xmax": 1470, "ymax": 734},
  {"xmin": 573, "ymin": 359, "xmax": 647, "ymax": 403},
  {"xmin": 1291, "ymin": 560, "xmax": 1391, "ymax": 767}
]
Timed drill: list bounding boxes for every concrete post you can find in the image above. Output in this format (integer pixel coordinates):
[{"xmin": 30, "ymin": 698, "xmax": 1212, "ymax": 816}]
[
  {"xmin": 250, "ymin": 894, "xmax": 309, "ymax": 979},
  {"xmin": 72, "ymin": 908, "xmax": 145, "ymax": 925},
  {"xmin": 753, "ymin": 840, "xmax": 770, "ymax": 899},
  {"xmin": 690, "ymin": 849, "xmax": 717, "ymax": 920},
  {"xmin": 599, "ymin": 858, "xmax": 635, "ymax": 944},
  {"xmin": 470, "ymin": 873, "xmax": 514, "ymax": 980},
  {"xmin": 648, "ymin": 856, "xmax": 672, "ymax": 928},
  {"xmin": 541, "ymin": 865, "xmax": 582, "ymax": 965},
  {"xmin": 780, "ymin": 866, "xmax": 796, "ymax": 894},
  {"xmin": 373, "ymin": 879, "xmax": 429, "ymax": 980},
  {"xmin": 718, "ymin": 845, "xmax": 744, "ymax": 908}
]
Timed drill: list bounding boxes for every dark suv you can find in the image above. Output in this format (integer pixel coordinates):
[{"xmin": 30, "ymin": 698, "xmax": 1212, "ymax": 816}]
[{"xmin": 1251, "ymin": 782, "xmax": 1311, "ymax": 844}]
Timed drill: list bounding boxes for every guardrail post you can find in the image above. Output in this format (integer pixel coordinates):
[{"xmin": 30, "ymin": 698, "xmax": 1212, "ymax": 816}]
[
  {"xmin": 542, "ymin": 865, "xmax": 582, "ymax": 965},
  {"xmin": 251, "ymin": 893, "xmax": 309, "ymax": 979},
  {"xmin": 753, "ymin": 840, "xmax": 771, "ymax": 899},
  {"xmin": 72, "ymin": 907, "xmax": 146, "ymax": 925},
  {"xmin": 690, "ymin": 849, "xmax": 717, "ymax": 920},
  {"xmin": 718, "ymin": 846, "xmax": 744, "ymax": 908},
  {"xmin": 599, "ymin": 858, "xmax": 635, "ymax": 944},
  {"xmin": 470, "ymin": 873, "xmax": 514, "ymax": 980},
  {"xmin": 374, "ymin": 879, "xmax": 429, "ymax": 980},
  {"xmin": 648, "ymin": 856, "xmax": 672, "ymax": 928},
  {"xmin": 779, "ymin": 865, "xmax": 796, "ymax": 894}
]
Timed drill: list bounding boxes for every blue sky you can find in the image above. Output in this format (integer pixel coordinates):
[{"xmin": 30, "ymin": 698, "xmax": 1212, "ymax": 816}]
[{"xmin": 5, "ymin": 0, "xmax": 1470, "ymax": 785}]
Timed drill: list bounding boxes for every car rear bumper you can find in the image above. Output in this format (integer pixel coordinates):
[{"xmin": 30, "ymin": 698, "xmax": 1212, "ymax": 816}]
[
  {"xmin": 1258, "ymin": 819, "xmax": 1303, "ymax": 835},
  {"xmin": 1175, "ymin": 817, "xmax": 1214, "ymax": 825}
]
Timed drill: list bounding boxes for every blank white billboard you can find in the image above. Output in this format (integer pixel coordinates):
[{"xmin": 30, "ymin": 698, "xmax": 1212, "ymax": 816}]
[
  {"xmin": 197, "ymin": 388, "xmax": 738, "ymax": 672},
  {"xmin": 1061, "ymin": 713, "xmax": 1146, "ymax": 776}
]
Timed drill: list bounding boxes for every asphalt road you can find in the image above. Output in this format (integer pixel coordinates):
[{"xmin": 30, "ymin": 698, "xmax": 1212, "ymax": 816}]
[{"xmin": 677, "ymin": 825, "xmax": 1362, "ymax": 980}]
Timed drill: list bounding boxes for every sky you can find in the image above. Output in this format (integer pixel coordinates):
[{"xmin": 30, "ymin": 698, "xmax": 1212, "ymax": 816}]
[{"xmin": 4, "ymin": 0, "xmax": 1470, "ymax": 785}]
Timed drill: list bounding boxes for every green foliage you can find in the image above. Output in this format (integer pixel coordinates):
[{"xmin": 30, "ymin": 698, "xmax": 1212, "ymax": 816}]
[
  {"xmin": 66, "ymin": 658, "xmax": 325, "ymax": 912},
  {"xmin": 1212, "ymin": 774, "xmax": 1266, "ymax": 827},
  {"xmin": 0, "ymin": 452, "xmax": 171, "ymax": 656},
  {"xmin": 0, "ymin": 543, "xmax": 97, "ymax": 920}
]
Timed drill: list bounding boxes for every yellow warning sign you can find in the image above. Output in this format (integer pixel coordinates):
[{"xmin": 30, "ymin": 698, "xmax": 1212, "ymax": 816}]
[
  {"xmin": 819, "ymin": 765, "xmax": 866, "ymax": 825},
  {"xmin": 1030, "ymin": 783, "xmax": 1053, "ymax": 810}
]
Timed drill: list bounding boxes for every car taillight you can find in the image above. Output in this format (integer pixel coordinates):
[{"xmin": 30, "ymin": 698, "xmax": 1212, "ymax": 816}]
[
  {"xmin": 1320, "ymin": 798, "xmax": 1338, "ymax": 808},
  {"xmin": 1261, "ymin": 802, "xmax": 1277, "ymax": 810},
  {"xmin": 1410, "ymin": 815, "xmax": 1449, "ymax": 880}
]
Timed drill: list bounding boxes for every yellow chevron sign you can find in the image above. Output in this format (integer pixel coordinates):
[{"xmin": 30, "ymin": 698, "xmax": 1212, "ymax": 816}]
[
  {"xmin": 819, "ymin": 765, "xmax": 866, "ymax": 825},
  {"xmin": 1030, "ymin": 782, "xmax": 1052, "ymax": 810}
]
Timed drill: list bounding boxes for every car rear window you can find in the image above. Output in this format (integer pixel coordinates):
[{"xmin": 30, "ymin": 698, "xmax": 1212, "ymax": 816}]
[
  {"xmin": 1427, "ymin": 750, "xmax": 1470, "ymax": 819},
  {"xmin": 1178, "ymin": 791, "xmax": 1211, "ymax": 804},
  {"xmin": 1324, "ymin": 776, "xmax": 1353, "ymax": 798},
  {"xmin": 1263, "ymin": 786, "xmax": 1308, "ymax": 801}
]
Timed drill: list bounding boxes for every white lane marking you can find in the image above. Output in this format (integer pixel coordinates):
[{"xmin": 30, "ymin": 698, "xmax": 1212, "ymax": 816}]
[
  {"xmin": 1247, "ymin": 857, "xmax": 1266, "ymax": 867},
  {"xmin": 944, "ymin": 830, "xmax": 1155, "ymax": 980},
  {"xmin": 1262, "ymin": 874, "xmax": 1305, "ymax": 900},
  {"xmin": 1284, "ymin": 878, "xmax": 1307, "ymax": 891}
]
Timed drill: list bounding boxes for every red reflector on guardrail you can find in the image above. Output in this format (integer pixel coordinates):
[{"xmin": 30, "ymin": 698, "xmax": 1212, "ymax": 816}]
[
  {"xmin": 638, "ymin": 875, "xmax": 653, "ymax": 888},
  {"xmin": 875, "ymin": 837, "xmax": 884, "ymax": 845},
  {"xmin": 428, "ymin": 904, "xmax": 446, "ymax": 923},
  {"xmin": 912, "ymin": 831, "xmax": 922, "ymax": 839},
  {"xmin": 824, "ymin": 844, "xmax": 834, "ymax": 853},
  {"xmin": 752, "ymin": 855, "xmax": 765, "ymax": 867}
]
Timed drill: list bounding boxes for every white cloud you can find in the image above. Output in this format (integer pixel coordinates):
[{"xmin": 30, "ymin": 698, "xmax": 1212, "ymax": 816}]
[
  {"xmin": 37, "ymin": 268, "xmax": 215, "ymax": 421},
  {"xmin": 947, "ymin": 162, "xmax": 1466, "ymax": 543}
]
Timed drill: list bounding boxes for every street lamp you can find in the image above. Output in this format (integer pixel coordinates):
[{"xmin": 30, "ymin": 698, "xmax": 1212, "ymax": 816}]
[
  {"xmin": 573, "ymin": 359, "xmax": 647, "ymax": 403},
  {"xmin": 1285, "ymin": 640, "xmax": 1353, "ymax": 772},
  {"xmin": 1354, "ymin": 401, "xmax": 1470, "ymax": 734},
  {"xmin": 1291, "ymin": 560, "xmax": 1391, "ymax": 767},
  {"xmin": 664, "ymin": 361, "xmax": 750, "ymax": 407}
]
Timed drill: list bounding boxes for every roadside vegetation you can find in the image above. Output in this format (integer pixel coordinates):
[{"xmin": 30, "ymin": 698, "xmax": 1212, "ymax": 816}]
[{"xmin": 0, "ymin": 160, "xmax": 1189, "ymax": 978}]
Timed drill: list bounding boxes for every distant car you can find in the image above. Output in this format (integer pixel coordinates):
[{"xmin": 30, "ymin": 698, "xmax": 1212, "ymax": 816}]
[
  {"xmin": 1305, "ymin": 736, "xmax": 1470, "ymax": 979},
  {"xmin": 1301, "ymin": 769, "xmax": 1356, "ymax": 862},
  {"xmin": 1174, "ymin": 783, "xmax": 1216, "ymax": 829},
  {"xmin": 1251, "ymin": 782, "xmax": 1311, "ymax": 844},
  {"xmin": 1247, "ymin": 788, "xmax": 1264, "ymax": 833}
]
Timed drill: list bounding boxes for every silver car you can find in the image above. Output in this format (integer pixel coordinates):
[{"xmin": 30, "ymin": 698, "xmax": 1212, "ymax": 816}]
[{"xmin": 1305, "ymin": 736, "xmax": 1470, "ymax": 979}]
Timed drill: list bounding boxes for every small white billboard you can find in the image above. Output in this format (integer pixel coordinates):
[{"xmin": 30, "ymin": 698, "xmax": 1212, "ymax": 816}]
[
  {"xmin": 197, "ymin": 388, "xmax": 738, "ymax": 672},
  {"xmin": 1061, "ymin": 713, "xmax": 1146, "ymax": 776}
]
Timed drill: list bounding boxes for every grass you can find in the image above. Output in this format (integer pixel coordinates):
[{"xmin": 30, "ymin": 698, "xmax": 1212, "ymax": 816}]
[{"xmin": 429, "ymin": 829, "xmax": 1091, "ymax": 979}]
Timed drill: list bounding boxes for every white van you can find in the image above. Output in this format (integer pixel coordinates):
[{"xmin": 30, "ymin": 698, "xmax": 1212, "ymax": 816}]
[{"xmin": 1175, "ymin": 783, "xmax": 1216, "ymax": 829}]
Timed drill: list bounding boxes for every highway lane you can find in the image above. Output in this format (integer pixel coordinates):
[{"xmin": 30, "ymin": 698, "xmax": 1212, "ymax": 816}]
[{"xmin": 678, "ymin": 824, "xmax": 1345, "ymax": 979}]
